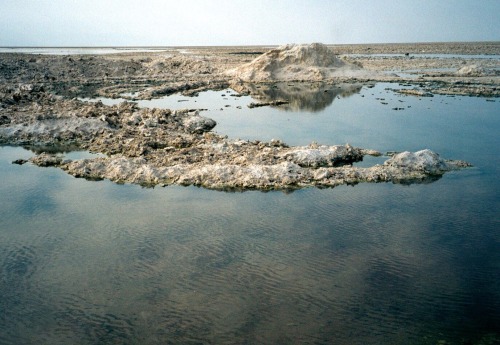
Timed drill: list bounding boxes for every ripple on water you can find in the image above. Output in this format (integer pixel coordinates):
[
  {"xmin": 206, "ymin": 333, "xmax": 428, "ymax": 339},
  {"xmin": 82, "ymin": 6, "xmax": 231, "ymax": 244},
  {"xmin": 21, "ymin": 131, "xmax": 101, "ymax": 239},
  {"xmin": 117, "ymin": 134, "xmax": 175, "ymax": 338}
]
[{"xmin": 51, "ymin": 294, "xmax": 135, "ymax": 344}]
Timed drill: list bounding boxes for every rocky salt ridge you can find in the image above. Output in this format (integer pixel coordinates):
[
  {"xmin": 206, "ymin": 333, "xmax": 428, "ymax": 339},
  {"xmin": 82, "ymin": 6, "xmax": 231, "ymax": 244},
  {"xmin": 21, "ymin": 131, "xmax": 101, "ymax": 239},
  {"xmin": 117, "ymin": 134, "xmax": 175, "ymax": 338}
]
[
  {"xmin": 53, "ymin": 149, "xmax": 469, "ymax": 190},
  {"xmin": 26, "ymin": 145, "xmax": 470, "ymax": 190}
]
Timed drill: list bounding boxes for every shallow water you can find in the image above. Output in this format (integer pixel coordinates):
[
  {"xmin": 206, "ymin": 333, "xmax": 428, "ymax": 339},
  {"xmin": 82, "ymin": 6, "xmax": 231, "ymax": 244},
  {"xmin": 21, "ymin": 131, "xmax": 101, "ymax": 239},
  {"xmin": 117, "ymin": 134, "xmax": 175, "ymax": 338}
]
[
  {"xmin": 89, "ymin": 82, "xmax": 498, "ymax": 154},
  {"xmin": 1, "ymin": 86, "xmax": 499, "ymax": 344}
]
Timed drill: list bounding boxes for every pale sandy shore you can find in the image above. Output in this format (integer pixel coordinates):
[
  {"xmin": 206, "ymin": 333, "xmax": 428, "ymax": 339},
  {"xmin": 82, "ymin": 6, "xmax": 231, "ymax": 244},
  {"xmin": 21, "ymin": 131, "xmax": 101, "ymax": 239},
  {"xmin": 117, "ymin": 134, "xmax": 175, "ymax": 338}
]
[{"xmin": 1, "ymin": 42, "xmax": 496, "ymax": 190}]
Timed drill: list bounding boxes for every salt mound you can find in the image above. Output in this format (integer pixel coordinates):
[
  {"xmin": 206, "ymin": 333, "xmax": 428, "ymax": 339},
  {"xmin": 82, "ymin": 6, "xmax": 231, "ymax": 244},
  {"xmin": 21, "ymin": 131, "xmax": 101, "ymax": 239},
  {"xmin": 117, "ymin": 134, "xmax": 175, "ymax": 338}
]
[
  {"xmin": 227, "ymin": 43, "xmax": 367, "ymax": 82},
  {"xmin": 384, "ymin": 149, "xmax": 458, "ymax": 174},
  {"xmin": 456, "ymin": 65, "xmax": 485, "ymax": 77}
]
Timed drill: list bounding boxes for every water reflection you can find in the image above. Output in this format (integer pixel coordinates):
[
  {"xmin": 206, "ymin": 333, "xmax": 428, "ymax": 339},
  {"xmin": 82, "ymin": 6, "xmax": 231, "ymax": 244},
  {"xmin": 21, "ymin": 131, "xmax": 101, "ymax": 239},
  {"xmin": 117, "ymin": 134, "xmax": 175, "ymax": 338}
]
[{"xmin": 234, "ymin": 82, "xmax": 363, "ymax": 112}]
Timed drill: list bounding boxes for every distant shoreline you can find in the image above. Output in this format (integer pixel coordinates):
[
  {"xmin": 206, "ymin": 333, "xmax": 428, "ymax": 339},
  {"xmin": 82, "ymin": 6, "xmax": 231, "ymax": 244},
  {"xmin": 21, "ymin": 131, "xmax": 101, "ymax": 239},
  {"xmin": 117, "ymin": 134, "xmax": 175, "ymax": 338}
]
[
  {"xmin": 1, "ymin": 42, "xmax": 499, "ymax": 55},
  {"xmin": 1, "ymin": 41, "xmax": 499, "ymax": 47}
]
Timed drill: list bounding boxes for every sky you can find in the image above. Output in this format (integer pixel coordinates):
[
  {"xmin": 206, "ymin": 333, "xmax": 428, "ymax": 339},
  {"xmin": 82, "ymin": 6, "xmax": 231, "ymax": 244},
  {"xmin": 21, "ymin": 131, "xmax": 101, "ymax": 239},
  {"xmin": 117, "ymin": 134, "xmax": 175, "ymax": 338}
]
[{"xmin": 1, "ymin": 0, "xmax": 499, "ymax": 46}]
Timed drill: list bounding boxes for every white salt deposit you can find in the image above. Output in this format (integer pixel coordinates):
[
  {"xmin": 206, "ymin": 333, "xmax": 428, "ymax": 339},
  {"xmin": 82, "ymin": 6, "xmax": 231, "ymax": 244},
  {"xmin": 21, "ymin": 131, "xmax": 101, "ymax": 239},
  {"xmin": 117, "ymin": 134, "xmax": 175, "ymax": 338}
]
[
  {"xmin": 456, "ymin": 65, "xmax": 485, "ymax": 77},
  {"xmin": 226, "ymin": 43, "xmax": 378, "ymax": 82},
  {"xmin": 384, "ymin": 149, "xmax": 450, "ymax": 174}
]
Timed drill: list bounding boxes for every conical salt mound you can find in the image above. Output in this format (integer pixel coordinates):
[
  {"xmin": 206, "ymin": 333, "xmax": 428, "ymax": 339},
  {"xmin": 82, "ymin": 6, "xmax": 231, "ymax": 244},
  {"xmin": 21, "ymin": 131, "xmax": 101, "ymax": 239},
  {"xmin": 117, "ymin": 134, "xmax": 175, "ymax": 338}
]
[
  {"xmin": 227, "ymin": 43, "xmax": 362, "ymax": 82},
  {"xmin": 273, "ymin": 43, "xmax": 344, "ymax": 67}
]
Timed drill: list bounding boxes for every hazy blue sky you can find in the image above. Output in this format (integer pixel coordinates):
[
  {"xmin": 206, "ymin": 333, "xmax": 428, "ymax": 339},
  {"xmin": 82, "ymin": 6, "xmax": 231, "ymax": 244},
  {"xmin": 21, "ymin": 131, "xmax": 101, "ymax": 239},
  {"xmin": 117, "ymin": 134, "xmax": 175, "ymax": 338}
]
[{"xmin": 1, "ymin": 0, "xmax": 499, "ymax": 46}]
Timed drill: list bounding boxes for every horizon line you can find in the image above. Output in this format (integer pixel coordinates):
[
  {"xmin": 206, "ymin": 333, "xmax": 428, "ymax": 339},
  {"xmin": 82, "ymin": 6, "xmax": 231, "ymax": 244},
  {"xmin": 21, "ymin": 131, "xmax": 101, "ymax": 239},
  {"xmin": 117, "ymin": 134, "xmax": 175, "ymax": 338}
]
[{"xmin": 1, "ymin": 40, "xmax": 499, "ymax": 49}]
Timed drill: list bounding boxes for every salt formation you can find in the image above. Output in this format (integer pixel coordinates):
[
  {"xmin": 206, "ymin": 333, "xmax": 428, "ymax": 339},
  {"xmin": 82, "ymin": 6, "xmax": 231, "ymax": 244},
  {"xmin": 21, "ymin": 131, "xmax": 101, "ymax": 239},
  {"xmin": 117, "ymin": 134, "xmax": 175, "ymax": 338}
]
[
  {"xmin": 29, "ymin": 147, "xmax": 469, "ymax": 190},
  {"xmin": 383, "ymin": 150, "xmax": 467, "ymax": 175},
  {"xmin": 456, "ymin": 65, "xmax": 485, "ymax": 77},
  {"xmin": 227, "ymin": 43, "xmax": 369, "ymax": 82}
]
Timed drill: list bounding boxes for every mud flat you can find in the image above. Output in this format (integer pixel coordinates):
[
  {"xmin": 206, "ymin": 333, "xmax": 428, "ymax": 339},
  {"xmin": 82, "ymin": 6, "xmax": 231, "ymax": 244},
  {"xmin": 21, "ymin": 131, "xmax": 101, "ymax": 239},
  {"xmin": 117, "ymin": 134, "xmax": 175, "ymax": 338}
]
[{"xmin": 2, "ymin": 42, "xmax": 496, "ymax": 190}]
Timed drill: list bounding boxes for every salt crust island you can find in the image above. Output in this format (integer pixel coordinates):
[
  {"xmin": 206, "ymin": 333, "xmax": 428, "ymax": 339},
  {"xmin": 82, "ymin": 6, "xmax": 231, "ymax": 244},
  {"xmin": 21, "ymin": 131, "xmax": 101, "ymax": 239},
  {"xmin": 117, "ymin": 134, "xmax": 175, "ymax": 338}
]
[{"xmin": 0, "ymin": 42, "xmax": 490, "ymax": 190}]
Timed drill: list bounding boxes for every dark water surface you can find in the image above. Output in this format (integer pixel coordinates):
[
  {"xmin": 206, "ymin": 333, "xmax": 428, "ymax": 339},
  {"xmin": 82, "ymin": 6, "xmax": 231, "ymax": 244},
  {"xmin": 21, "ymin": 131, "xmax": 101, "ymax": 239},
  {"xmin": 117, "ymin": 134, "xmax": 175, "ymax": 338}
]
[{"xmin": 1, "ymin": 85, "xmax": 499, "ymax": 344}]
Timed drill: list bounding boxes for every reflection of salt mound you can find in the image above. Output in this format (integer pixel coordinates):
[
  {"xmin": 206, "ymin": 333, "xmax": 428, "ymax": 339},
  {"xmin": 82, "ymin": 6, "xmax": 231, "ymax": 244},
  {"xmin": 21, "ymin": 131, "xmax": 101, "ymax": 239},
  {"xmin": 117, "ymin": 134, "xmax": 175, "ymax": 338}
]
[
  {"xmin": 233, "ymin": 82, "xmax": 362, "ymax": 112},
  {"xmin": 227, "ymin": 43, "xmax": 366, "ymax": 82}
]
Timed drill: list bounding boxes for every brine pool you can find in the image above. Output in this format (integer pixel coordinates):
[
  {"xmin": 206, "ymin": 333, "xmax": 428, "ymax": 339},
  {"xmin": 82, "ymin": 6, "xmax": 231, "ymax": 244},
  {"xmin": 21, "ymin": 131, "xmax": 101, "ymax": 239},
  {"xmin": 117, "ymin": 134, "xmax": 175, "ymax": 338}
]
[{"xmin": 1, "ymin": 83, "xmax": 499, "ymax": 344}]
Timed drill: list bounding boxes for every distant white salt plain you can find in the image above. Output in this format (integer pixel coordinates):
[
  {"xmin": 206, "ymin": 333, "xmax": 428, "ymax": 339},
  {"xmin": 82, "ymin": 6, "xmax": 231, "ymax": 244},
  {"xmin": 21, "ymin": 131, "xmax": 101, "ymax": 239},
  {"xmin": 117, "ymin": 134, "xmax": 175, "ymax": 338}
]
[{"xmin": 0, "ymin": 47, "xmax": 173, "ymax": 55}]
